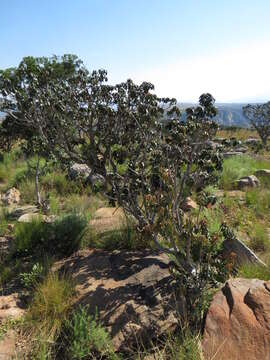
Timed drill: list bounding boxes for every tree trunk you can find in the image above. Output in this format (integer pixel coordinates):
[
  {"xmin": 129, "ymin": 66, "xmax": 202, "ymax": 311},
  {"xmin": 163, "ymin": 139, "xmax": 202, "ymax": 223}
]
[{"xmin": 35, "ymin": 154, "xmax": 42, "ymax": 207}]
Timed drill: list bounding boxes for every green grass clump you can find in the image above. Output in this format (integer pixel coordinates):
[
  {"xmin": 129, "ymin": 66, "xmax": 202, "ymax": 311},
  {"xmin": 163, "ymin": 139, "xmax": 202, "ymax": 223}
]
[
  {"xmin": 245, "ymin": 188, "xmax": 270, "ymax": 220},
  {"xmin": 219, "ymin": 155, "xmax": 270, "ymax": 190},
  {"xmin": 238, "ymin": 262, "xmax": 270, "ymax": 280},
  {"xmin": 26, "ymin": 272, "xmax": 74, "ymax": 358},
  {"xmin": 13, "ymin": 213, "xmax": 87, "ymax": 258},
  {"xmin": 249, "ymin": 223, "xmax": 270, "ymax": 253},
  {"xmin": 64, "ymin": 306, "xmax": 118, "ymax": 360}
]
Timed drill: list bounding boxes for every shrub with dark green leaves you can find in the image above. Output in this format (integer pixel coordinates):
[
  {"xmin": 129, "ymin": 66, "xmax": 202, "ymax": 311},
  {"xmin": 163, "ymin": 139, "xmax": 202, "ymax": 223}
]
[{"xmin": 13, "ymin": 214, "xmax": 87, "ymax": 258}]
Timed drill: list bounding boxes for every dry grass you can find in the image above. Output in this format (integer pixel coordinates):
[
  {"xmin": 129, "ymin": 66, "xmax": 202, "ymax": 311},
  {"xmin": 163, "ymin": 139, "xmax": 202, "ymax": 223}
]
[
  {"xmin": 89, "ymin": 207, "xmax": 126, "ymax": 234},
  {"xmin": 217, "ymin": 128, "xmax": 259, "ymax": 141}
]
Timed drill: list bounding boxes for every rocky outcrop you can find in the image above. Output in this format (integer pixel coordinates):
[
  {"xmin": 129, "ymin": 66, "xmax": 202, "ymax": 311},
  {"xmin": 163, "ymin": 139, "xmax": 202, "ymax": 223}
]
[
  {"xmin": 222, "ymin": 237, "xmax": 266, "ymax": 267},
  {"xmin": 255, "ymin": 169, "xmax": 270, "ymax": 178},
  {"xmin": 202, "ymin": 278, "xmax": 270, "ymax": 360},
  {"xmin": 69, "ymin": 163, "xmax": 91, "ymax": 181},
  {"xmin": 223, "ymin": 151, "xmax": 244, "ymax": 159},
  {"xmin": 245, "ymin": 138, "xmax": 260, "ymax": 146},
  {"xmin": 17, "ymin": 213, "xmax": 57, "ymax": 223},
  {"xmin": 1, "ymin": 188, "xmax": 20, "ymax": 206},
  {"xmin": 7, "ymin": 205, "xmax": 39, "ymax": 220},
  {"xmin": 55, "ymin": 249, "xmax": 182, "ymax": 352},
  {"xmin": 0, "ymin": 294, "xmax": 25, "ymax": 322},
  {"xmin": 235, "ymin": 175, "xmax": 260, "ymax": 189}
]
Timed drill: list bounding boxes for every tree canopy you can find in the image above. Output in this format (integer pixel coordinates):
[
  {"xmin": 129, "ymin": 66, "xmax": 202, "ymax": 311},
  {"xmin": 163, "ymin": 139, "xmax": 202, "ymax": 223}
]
[{"xmin": 243, "ymin": 102, "xmax": 270, "ymax": 146}]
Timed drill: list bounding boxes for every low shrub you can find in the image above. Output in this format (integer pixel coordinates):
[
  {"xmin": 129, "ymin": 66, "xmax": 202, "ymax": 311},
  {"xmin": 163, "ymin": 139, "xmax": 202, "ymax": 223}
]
[
  {"xmin": 26, "ymin": 272, "xmax": 74, "ymax": 358},
  {"xmin": 13, "ymin": 213, "xmax": 87, "ymax": 258},
  {"xmin": 249, "ymin": 223, "xmax": 270, "ymax": 252},
  {"xmin": 64, "ymin": 306, "xmax": 118, "ymax": 360},
  {"xmin": 238, "ymin": 262, "xmax": 270, "ymax": 281},
  {"xmin": 20, "ymin": 263, "xmax": 44, "ymax": 289}
]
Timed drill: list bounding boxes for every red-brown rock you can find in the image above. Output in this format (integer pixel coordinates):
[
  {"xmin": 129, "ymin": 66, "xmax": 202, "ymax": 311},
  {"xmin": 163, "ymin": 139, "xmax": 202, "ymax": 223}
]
[{"xmin": 202, "ymin": 278, "xmax": 270, "ymax": 360}]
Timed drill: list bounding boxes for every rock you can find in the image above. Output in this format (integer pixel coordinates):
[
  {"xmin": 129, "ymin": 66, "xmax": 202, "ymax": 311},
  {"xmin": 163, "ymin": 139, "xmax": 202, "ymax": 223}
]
[
  {"xmin": 0, "ymin": 330, "xmax": 16, "ymax": 360},
  {"xmin": 222, "ymin": 237, "xmax": 266, "ymax": 267},
  {"xmin": 255, "ymin": 169, "xmax": 270, "ymax": 178},
  {"xmin": 214, "ymin": 137, "xmax": 226, "ymax": 144},
  {"xmin": 0, "ymin": 294, "xmax": 25, "ymax": 322},
  {"xmin": 181, "ymin": 197, "xmax": 198, "ymax": 211},
  {"xmin": 87, "ymin": 173, "xmax": 106, "ymax": 188},
  {"xmin": 69, "ymin": 163, "xmax": 91, "ymax": 181},
  {"xmin": 234, "ymin": 146, "xmax": 248, "ymax": 153},
  {"xmin": 202, "ymin": 278, "xmax": 270, "ymax": 360},
  {"xmin": 1, "ymin": 188, "xmax": 20, "ymax": 206},
  {"xmin": 7, "ymin": 205, "xmax": 39, "ymax": 220},
  {"xmin": 245, "ymin": 138, "xmax": 260, "ymax": 146},
  {"xmin": 55, "ymin": 249, "xmax": 182, "ymax": 352},
  {"xmin": 235, "ymin": 175, "xmax": 260, "ymax": 189},
  {"xmin": 17, "ymin": 213, "xmax": 58, "ymax": 223},
  {"xmin": 223, "ymin": 151, "xmax": 244, "ymax": 159}
]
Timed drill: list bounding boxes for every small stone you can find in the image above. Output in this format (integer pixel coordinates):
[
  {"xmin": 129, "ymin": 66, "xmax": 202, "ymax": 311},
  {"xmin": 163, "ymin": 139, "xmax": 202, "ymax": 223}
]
[
  {"xmin": 235, "ymin": 175, "xmax": 260, "ymax": 189},
  {"xmin": 2, "ymin": 188, "xmax": 20, "ymax": 206},
  {"xmin": 181, "ymin": 197, "xmax": 198, "ymax": 211}
]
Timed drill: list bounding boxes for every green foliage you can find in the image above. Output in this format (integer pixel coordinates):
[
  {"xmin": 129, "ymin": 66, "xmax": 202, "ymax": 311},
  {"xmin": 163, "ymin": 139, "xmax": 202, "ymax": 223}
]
[
  {"xmin": 249, "ymin": 223, "xmax": 270, "ymax": 252},
  {"xmin": 13, "ymin": 213, "xmax": 87, "ymax": 258},
  {"xmin": 219, "ymin": 155, "xmax": 270, "ymax": 190},
  {"xmin": 20, "ymin": 262, "xmax": 44, "ymax": 289},
  {"xmin": 18, "ymin": 179, "xmax": 37, "ymax": 204},
  {"xmin": 64, "ymin": 306, "xmax": 118, "ymax": 360},
  {"xmin": 243, "ymin": 102, "xmax": 270, "ymax": 146},
  {"xmin": 27, "ymin": 272, "xmax": 74, "ymax": 358},
  {"xmin": 238, "ymin": 262, "xmax": 270, "ymax": 280},
  {"xmin": 85, "ymin": 223, "xmax": 148, "ymax": 251},
  {"xmin": 245, "ymin": 188, "xmax": 270, "ymax": 217},
  {"xmin": 41, "ymin": 171, "xmax": 85, "ymax": 196},
  {"xmin": 0, "ymin": 207, "xmax": 9, "ymax": 236}
]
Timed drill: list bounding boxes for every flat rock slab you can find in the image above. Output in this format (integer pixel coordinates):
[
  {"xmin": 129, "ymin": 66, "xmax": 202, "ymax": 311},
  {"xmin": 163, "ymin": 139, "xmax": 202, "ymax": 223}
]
[
  {"xmin": 0, "ymin": 330, "xmax": 16, "ymax": 360},
  {"xmin": 55, "ymin": 249, "xmax": 181, "ymax": 352},
  {"xmin": 0, "ymin": 294, "xmax": 25, "ymax": 322},
  {"xmin": 7, "ymin": 205, "xmax": 39, "ymax": 220},
  {"xmin": 202, "ymin": 278, "xmax": 270, "ymax": 360}
]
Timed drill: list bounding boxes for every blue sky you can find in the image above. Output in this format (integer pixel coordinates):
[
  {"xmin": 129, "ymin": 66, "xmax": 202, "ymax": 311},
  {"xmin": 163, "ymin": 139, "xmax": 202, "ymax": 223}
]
[{"xmin": 1, "ymin": 0, "xmax": 270, "ymax": 102}]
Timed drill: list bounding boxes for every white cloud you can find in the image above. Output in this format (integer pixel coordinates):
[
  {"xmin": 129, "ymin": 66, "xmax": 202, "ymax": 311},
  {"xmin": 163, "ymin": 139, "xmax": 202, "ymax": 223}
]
[{"xmin": 132, "ymin": 40, "xmax": 270, "ymax": 103}]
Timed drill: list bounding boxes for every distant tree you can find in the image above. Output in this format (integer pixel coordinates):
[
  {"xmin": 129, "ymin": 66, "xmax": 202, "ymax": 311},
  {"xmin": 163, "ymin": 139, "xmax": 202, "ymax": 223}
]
[
  {"xmin": 243, "ymin": 102, "xmax": 270, "ymax": 146},
  {"xmin": 0, "ymin": 54, "xmax": 85, "ymax": 206}
]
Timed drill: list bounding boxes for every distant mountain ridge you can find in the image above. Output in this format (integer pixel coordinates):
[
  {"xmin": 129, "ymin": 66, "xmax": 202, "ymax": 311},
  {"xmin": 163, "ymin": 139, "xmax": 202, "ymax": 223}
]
[
  {"xmin": 179, "ymin": 102, "xmax": 251, "ymax": 127},
  {"xmin": 0, "ymin": 103, "xmax": 255, "ymax": 128}
]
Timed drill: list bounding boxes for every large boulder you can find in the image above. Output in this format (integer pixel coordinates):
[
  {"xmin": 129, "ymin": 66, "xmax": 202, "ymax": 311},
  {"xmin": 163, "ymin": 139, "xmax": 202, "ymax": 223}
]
[
  {"xmin": 7, "ymin": 205, "xmax": 39, "ymax": 220},
  {"xmin": 1, "ymin": 188, "xmax": 20, "ymax": 206},
  {"xmin": 222, "ymin": 237, "xmax": 266, "ymax": 267},
  {"xmin": 55, "ymin": 249, "xmax": 182, "ymax": 352},
  {"xmin": 0, "ymin": 294, "xmax": 25, "ymax": 322},
  {"xmin": 245, "ymin": 138, "xmax": 260, "ymax": 146},
  {"xmin": 69, "ymin": 163, "xmax": 91, "ymax": 181},
  {"xmin": 223, "ymin": 151, "xmax": 243, "ymax": 159},
  {"xmin": 202, "ymin": 278, "xmax": 270, "ymax": 360},
  {"xmin": 235, "ymin": 175, "xmax": 260, "ymax": 190}
]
